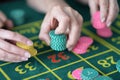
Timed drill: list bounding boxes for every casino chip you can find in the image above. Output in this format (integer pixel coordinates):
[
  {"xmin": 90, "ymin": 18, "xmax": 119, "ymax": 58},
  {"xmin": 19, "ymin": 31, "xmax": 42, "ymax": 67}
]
[
  {"xmin": 81, "ymin": 68, "xmax": 99, "ymax": 80},
  {"xmin": 16, "ymin": 42, "xmax": 37, "ymax": 56},
  {"xmin": 49, "ymin": 30, "xmax": 67, "ymax": 51},
  {"xmin": 116, "ymin": 60, "xmax": 120, "ymax": 72},
  {"xmin": 10, "ymin": 9, "xmax": 25, "ymax": 25},
  {"xmin": 92, "ymin": 11, "xmax": 106, "ymax": 29},
  {"xmin": 96, "ymin": 27, "xmax": 113, "ymax": 38},
  {"xmin": 94, "ymin": 76, "xmax": 113, "ymax": 80},
  {"xmin": 72, "ymin": 36, "xmax": 93, "ymax": 54},
  {"xmin": 72, "ymin": 68, "xmax": 83, "ymax": 80},
  {"xmin": 92, "ymin": 11, "xmax": 113, "ymax": 38}
]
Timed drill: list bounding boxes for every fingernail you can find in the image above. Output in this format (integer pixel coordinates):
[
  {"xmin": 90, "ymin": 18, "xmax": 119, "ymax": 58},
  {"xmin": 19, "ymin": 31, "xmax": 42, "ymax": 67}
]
[
  {"xmin": 68, "ymin": 47, "xmax": 73, "ymax": 51},
  {"xmin": 47, "ymin": 40, "xmax": 50, "ymax": 45},
  {"xmin": 27, "ymin": 41, "xmax": 33, "ymax": 46},
  {"xmin": 21, "ymin": 57, "xmax": 28, "ymax": 61},
  {"xmin": 101, "ymin": 17, "xmax": 105, "ymax": 22},
  {"xmin": 24, "ymin": 52, "xmax": 31, "ymax": 58},
  {"xmin": 55, "ymin": 30, "xmax": 59, "ymax": 34},
  {"xmin": 107, "ymin": 22, "xmax": 111, "ymax": 27}
]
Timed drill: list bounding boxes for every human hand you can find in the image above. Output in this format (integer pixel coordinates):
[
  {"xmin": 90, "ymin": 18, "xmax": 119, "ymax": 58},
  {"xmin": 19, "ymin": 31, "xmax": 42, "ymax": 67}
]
[
  {"xmin": 88, "ymin": 0, "xmax": 119, "ymax": 27},
  {"xmin": 39, "ymin": 6, "xmax": 83, "ymax": 51},
  {"xmin": 0, "ymin": 11, "xmax": 13, "ymax": 29},
  {"xmin": 0, "ymin": 29, "xmax": 33, "ymax": 62}
]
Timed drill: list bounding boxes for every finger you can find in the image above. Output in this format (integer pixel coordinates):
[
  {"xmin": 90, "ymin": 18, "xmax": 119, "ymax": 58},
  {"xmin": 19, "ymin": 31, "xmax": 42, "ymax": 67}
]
[
  {"xmin": 106, "ymin": 0, "xmax": 119, "ymax": 27},
  {"xmin": 39, "ymin": 14, "xmax": 51, "ymax": 45},
  {"xmin": 4, "ymin": 19, "xmax": 14, "ymax": 30},
  {"xmin": 88, "ymin": 0, "xmax": 99, "ymax": 17},
  {"xmin": 66, "ymin": 13, "xmax": 83, "ymax": 51},
  {"xmin": 0, "ymin": 39, "xmax": 31, "ymax": 58},
  {"xmin": 0, "ymin": 11, "xmax": 7, "ymax": 23},
  {"xmin": 100, "ymin": 0, "xmax": 109, "ymax": 22},
  {"xmin": 52, "ymin": 6, "xmax": 70, "ymax": 34},
  {"xmin": 0, "ymin": 29, "xmax": 33, "ymax": 46},
  {"xmin": 0, "ymin": 49, "xmax": 28, "ymax": 62}
]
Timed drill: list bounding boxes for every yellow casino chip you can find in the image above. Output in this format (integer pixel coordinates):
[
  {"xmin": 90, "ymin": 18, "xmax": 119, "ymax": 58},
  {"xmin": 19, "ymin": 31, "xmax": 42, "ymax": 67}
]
[
  {"xmin": 27, "ymin": 47, "xmax": 37, "ymax": 56},
  {"xmin": 16, "ymin": 42, "xmax": 32, "ymax": 49},
  {"xmin": 16, "ymin": 42, "xmax": 37, "ymax": 56}
]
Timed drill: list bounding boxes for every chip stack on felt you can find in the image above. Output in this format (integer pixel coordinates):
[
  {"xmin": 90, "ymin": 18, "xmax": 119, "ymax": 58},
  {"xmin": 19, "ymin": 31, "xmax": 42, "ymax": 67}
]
[
  {"xmin": 81, "ymin": 68, "xmax": 99, "ymax": 80},
  {"xmin": 71, "ymin": 68, "xmax": 113, "ymax": 80},
  {"xmin": 49, "ymin": 30, "xmax": 67, "ymax": 51},
  {"xmin": 72, "ymin": 36, "xmax": 93, "ymax": 54},
  {"xmin": 92, "ymin": 11, "xmax": 113, "ymax": 38}
]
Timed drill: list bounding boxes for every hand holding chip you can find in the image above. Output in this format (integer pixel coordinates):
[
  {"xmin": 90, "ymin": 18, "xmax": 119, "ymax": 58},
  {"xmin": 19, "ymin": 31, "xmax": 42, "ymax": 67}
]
[
  {"xmin": 39, "ymin": 5, "xmax": 83, "ymax": 51},
  {"xmin": 0, "ymin": 29, "xmax": 33, "ymax": 62},
  {"xmin": 88, "ymin": 0, "xmax": 119, "ymax": 27}
]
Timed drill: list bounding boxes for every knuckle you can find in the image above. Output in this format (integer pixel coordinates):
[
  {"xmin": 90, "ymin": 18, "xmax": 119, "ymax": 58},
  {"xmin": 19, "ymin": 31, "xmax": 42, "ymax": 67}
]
[
  {"xmin": 66, "ymin": 7, "xmax": 73, "ymax": 12},
  {"xmin": 52, "ymin": 5, "xmax": 61, "ymax": 11},
  {"xmin": 62, "ymin": 16, "xmax": 70, "ymax": 23}
]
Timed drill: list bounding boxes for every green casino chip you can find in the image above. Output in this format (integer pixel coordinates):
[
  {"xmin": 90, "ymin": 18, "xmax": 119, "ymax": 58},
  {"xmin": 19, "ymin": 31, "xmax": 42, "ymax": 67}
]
[
  {"xmin": 116, "ymin": 60, "xmax": 120, "ymax": 72},
  {"xmin": 10, "ymin": 9, "xmax": 25, "ymax": 25},
  {"xmin": 94, "ymin": 76, "xmax": 113, "ymax": 80},
  {"xmin": 49, "ymin": 30, "xmax": 67, "ymax": 51},
  {"xmin": 81, "ymin": 68, "xmax": 99, "ymax": 80}
]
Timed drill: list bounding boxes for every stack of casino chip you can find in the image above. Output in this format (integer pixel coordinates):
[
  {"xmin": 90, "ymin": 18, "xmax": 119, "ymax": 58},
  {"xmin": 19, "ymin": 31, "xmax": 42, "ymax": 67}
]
[
  {"xmin": 16, "ymin": 42, "xmax": 37, "ymax": 56},
  {"xmin": 94, "ymin": 76, "xmax": 113, "ymax": 80},
  {"xmin": 81, "ymin": 68, "xmax": 99, "ymax": 80},
  {"xmin": 49, "ymin": 30, "xmax": 67, "ymax": 51},
  {"xmin": 116, "ymin": 60, "xmax": 120, "ymax": 72},
  {"xmin": 92, "ymin": 11, "xmax": 113, "ymax": 38}
]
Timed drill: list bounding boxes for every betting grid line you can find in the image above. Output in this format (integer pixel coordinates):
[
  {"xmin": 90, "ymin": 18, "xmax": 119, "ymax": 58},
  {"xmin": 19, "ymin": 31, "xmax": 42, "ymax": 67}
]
[
  {"xmin": 0, "ymin": 68, "xmax": 11, "ymax": 80},
  {"xmin": 111, "ymin": 27, "xmax": 120, "ymax": 35},
  {"xmin": 84, "ymin": 49, "xmax": 112, "ymax": 60},
  {"xmin": 13, "ymin": 21, "xmax": 41, "ymax": 30},
  {"xmin": 34, "ymin": 56, "xmax": 62, "ymax": 80},
  {"xmin": 106, "ymin": 70, "xmax": 118, "ymax": 76},
  {"xmin": 0, "ymin": 62, "xmax": 11, "ymax": 67}
]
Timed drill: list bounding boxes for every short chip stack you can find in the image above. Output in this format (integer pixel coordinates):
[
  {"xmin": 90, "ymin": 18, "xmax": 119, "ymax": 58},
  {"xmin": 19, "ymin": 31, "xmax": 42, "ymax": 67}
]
[
  {"xmin": 49, "ymin": 30, "xmax": 67, "ymax": 51},
  {"xmin": 92, "ymin": 11, "xmax": 113, "ymax": 38},
  {"xmin": 81, "ymin": 68, "xmax": 99, "ymax": 80},
  {"xmin": 16, "ymin": 42, "xmax": 37, "ymax": 56},
  {"xmin": 116, "ymin": 60, "xmax": 120, "ymax": 72}
]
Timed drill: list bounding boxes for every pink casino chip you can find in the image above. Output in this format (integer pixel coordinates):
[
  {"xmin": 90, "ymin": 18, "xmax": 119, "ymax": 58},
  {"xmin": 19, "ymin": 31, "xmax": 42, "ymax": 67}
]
[
  {"xmin": 97, "ymin": 27, "xmax": 113, "ymax": 38},
  {"xmin": 73, "ymin": 46, "xmax": 87, "ymax": 54},
  {"xmin": 92, "ymin": 11, "xmax": 106, "ymax": 29},
  {"xmin": 79, "ymin": 36, "xmax": 93, "ymax": 47},
  {"xmin": 72, "ymin": 36, "xmax": 93, "ymax": 54},
  {"xmin": 72, "ymin": 68, "xmax": 83, "ymax": 80}
]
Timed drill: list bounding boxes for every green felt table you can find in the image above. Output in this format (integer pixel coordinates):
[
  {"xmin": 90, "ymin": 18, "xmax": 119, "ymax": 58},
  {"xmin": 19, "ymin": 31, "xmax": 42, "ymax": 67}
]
[{"xmin": 0, "ymin": 0, "xmax": 120, "ymax": 80}]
